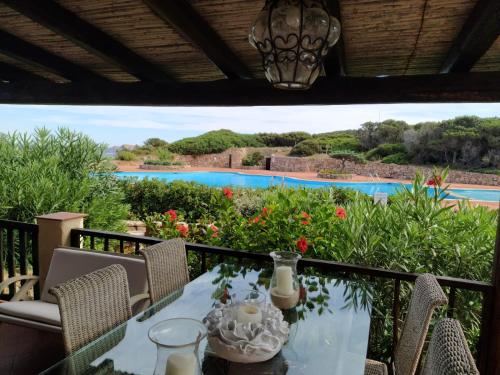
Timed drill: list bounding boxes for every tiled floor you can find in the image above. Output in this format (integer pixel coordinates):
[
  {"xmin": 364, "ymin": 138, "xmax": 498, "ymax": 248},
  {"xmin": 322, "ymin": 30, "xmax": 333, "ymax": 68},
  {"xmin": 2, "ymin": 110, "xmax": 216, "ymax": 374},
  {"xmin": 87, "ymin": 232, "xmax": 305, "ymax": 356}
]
[{"xmin": 0, "ymin": 323, "xmax": 64, "ymax": 375}]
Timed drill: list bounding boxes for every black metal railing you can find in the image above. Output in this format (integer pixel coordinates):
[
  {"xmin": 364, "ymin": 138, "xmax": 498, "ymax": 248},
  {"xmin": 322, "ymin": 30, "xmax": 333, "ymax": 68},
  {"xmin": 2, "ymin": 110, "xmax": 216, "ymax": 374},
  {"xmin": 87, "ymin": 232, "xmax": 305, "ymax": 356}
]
[
  {"xmin": 70, "ymin": 227, "xmax": 494, "ymax": 373},
  {"xmin": 0, "ymin": 219, "xmax": 39, "ymax": 300}
]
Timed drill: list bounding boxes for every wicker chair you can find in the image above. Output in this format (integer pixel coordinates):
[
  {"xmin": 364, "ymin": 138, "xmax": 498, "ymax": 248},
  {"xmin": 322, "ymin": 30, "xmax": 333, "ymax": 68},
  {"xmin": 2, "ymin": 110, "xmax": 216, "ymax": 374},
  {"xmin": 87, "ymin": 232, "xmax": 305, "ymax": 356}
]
[
  {"xmin": 365, "ymin": 273, "xmax": 448, "ymax": 375},
  {"xmin": 49, "ymin": 264, "xmax": 132, "ymax": 355},
  {"xmin": 139, "ymin": 239, "xmax": 190, "ymax": 304},
  {"xmin": 420, "ymin": 318, "xmax": 479, "ymax": 375}
]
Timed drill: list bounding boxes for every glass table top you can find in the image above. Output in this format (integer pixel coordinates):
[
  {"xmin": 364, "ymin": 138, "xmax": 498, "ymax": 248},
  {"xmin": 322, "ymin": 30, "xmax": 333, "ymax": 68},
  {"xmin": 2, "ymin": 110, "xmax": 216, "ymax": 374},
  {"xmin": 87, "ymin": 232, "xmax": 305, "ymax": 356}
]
[{"xmin": 42, "ymin": 264, "xmax": 373, "ymax": 375}]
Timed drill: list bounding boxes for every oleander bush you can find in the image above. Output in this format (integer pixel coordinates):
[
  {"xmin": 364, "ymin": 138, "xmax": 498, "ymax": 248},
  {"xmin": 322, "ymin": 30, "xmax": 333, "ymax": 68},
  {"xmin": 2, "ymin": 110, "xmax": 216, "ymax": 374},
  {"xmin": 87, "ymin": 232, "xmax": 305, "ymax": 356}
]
[
  {"xmin": 0, "ymin": 128, "xmax": 128, "ymax": 230},
  {"xmin": 141, "ymin": 170, "xmax": 497, "ymax": 363}
]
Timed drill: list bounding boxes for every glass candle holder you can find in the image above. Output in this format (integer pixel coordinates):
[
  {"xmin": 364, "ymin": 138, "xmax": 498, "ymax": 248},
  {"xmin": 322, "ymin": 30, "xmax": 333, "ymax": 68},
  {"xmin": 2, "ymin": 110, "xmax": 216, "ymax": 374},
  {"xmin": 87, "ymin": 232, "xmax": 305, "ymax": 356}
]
[
  {"xmin": 149, "ymin": 318, "xmax": 207, "ymax": 375},
  {"xmin": 234, "ymin": 290, "xmax": 266, "ymax": 325},
  {"xmin": 269, "ymin": 251, "xmax": 301, "ymax": 310}
]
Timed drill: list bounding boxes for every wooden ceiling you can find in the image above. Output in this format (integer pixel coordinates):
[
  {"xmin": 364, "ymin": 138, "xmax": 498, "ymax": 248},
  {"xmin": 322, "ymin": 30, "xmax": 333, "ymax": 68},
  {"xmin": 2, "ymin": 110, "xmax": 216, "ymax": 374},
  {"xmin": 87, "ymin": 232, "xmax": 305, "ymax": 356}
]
[{"xmin": 0, "ymin": 0, "xmax": 499, "ymax": 105}]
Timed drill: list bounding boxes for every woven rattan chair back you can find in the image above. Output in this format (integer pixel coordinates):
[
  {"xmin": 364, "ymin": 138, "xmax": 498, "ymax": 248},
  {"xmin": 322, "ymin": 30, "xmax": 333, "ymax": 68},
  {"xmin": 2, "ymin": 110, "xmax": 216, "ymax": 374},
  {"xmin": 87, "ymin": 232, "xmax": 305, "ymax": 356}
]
[
  {"xmin": 420, "ymin": 318, "xmax": 479, "ymax": 375},
  {"xmin": 50, "ymin": 264, "xmax": 132, "ymax": 355},
  {"xmin": 394, "ymin": 273, "xmax": 448, "ymax": 375},
  {"xmin": 140, "ymin": 239, "xmax": 190, "ymax": 304}
]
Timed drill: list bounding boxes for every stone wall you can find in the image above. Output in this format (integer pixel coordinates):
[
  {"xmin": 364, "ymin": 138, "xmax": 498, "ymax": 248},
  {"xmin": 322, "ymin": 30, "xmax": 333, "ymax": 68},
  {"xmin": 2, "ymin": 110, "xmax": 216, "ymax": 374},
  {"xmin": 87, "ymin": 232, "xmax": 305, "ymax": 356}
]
[
  {"xmin": 177, "ymin": 147, "xmax": 290, "ymax": 168},
  {"xmin": 270, "ymin": 156, "xmax": 500, "ymax": 186}
]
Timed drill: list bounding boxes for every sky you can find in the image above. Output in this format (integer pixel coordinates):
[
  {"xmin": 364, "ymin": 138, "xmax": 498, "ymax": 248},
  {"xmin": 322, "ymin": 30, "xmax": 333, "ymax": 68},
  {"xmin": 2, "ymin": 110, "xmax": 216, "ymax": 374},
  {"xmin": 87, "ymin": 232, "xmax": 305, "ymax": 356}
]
[{"xmin": 0, "ymin": 103, "xmax": 499, "ymax": 146}]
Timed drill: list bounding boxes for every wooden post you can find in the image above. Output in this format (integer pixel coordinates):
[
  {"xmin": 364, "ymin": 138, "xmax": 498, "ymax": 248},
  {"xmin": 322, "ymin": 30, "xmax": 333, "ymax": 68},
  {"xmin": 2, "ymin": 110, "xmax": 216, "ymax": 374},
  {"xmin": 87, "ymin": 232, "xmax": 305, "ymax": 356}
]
[
  {"xmin": 36, "ymin": 212, "xmax": 87, "ymax": 292},
  {"xmin": 486, "ymin": 203, "xmax": 500, "ymax": 375}
]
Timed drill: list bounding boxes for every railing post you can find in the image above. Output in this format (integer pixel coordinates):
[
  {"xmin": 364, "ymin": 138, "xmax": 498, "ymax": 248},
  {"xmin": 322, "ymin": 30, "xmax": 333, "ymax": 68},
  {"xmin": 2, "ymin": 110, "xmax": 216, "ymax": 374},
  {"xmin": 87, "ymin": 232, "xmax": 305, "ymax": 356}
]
[
  {"xmin": 486, "ymin": 204, "xmax": 500, "ymax": 375},
  {"xmin": 36, "ymin": 212, "xmax": 87, "ymax": 292}
]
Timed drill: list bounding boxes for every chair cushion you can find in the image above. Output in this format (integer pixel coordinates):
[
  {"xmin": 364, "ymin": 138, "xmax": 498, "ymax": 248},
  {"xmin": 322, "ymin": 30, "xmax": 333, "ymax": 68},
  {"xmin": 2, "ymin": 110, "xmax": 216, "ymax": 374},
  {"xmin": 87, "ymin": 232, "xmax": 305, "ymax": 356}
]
[
  {"xmin": 42, "ymin": 247, "xmax": 148, "ymax": 304},
  {"xmin": 0, "ymin": 300, "xmax": 60, "ymax": 326}
]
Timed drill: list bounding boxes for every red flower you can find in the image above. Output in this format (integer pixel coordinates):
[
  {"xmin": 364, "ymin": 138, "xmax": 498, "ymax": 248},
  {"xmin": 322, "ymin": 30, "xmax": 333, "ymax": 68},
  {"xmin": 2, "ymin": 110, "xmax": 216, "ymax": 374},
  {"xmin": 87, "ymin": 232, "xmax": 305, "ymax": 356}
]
[
  {"xmin": 301, "ymin": 212, "xmax": 311, "ymax": 219},
  {"xmin": 252, "ymin": 216, "xmax": 260, "ymax": 224},
  {"xmin": 165, "ymin": 209, "xmax": 177, "ymax": 222},
  {"xmin": 301, "ymin": 220, "xmax": 310, "ymax": 225},
  {"xmin": 222, "ymin": 187, "xmax": 233, "ymax": 199},
  {"xmin": 336, "ymin": 207, "xmax": 347, "ymax": 220},
  {"xmin": 176, "ymin": 223, "xmax": 189, "ymax": 237},
  {"xmin": 427, "ymin": 176, "xmax": 443, "ymax": 187},
  {"xmin": 296, "ymin": 236, "xmax": 308, "ymax": 254},
  {"xmin": 262, "ymin": 207, "xmax": 271, "ymax": 216}
]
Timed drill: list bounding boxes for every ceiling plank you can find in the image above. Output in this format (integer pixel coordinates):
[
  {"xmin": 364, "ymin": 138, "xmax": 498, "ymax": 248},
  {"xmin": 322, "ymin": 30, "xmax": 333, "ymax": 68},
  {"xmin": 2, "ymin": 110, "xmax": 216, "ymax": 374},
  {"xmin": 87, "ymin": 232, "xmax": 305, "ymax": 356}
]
[
  {"xmin": 0, "ymin": 30, "xmax": 105, "ymax": 82},
  {"xmin": 0, "ymin": 72, "xmax": 498, "ymax": 106},
  {"xmin": 324, "ymin": 0, "xmax": 346, "ymax": 76},
  {"xmin": 3, "ymin": 0, "xmax": 173, "ymax": 82},
  {"xmin": 440, "ymin": 0, "xmax": 500, "ymax": 73},
  {"xmin": 143, "ymin": 0, "xmax": 254, "ymax": 79},
  {"xmin": 0, "ymin": 61, "xmax": 52, "ymax": 82}
]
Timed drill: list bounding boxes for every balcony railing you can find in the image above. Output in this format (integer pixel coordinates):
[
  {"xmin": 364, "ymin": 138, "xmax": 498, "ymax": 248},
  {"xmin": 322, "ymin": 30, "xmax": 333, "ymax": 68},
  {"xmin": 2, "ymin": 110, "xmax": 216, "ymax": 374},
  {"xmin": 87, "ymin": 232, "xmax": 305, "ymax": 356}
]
[
  {"xmin": 70, "ymin": 227, "xmax": 494, "ymax": 373},
  {"xmin": 0, "ymin": 219, "xmax": 39, "ymax": 300}
]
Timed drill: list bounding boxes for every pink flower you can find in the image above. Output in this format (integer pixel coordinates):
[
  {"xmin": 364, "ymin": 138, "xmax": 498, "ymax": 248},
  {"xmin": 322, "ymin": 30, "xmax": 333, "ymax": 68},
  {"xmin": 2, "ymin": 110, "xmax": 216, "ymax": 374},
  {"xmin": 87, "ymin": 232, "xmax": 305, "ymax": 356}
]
[
  {"xmin": 296, "ymin": 236, "xmax": 308, "ymax": 254},
  {"xmin": 209, "ymin": 224, "xmax": 219, "ymax": 238},
  {"xmin": 176, "ymin": 223, "xmax": 189, "ymax": 237},
  {"xmin": 336, "ymin": 207, "xmax": 347, "ymax": 220},
  {"xmin": 165, "ymin": 209, "xmax": 177, "ymax": 222}
]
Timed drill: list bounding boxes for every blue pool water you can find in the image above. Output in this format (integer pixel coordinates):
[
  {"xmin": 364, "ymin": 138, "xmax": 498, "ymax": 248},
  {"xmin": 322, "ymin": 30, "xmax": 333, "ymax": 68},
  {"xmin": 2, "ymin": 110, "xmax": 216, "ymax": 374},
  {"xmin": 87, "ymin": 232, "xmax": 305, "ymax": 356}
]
[{"xmin": 116, "ymin": 171, "xmax": 500, "ymax": 202}]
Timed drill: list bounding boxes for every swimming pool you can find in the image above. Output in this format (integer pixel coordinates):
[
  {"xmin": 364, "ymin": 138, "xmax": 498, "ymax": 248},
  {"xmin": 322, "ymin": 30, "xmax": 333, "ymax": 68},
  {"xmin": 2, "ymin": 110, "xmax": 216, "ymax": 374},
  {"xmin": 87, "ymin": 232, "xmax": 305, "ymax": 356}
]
[{"xmin": 116, "ymin": 171, "xmax": 500, "ymax": 202}]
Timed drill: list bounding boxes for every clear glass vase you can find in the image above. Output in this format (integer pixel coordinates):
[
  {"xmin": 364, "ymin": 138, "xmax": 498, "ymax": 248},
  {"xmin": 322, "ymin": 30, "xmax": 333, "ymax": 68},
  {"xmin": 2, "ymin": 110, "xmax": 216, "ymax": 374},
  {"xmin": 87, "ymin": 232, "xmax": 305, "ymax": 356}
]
[
  {"xmin": 149, "ymin": 318, "xmax": 207, "ymax": 375},
  {"xmin": 269, "ymin": 251, "xmax": 301, "ymax": 310}
]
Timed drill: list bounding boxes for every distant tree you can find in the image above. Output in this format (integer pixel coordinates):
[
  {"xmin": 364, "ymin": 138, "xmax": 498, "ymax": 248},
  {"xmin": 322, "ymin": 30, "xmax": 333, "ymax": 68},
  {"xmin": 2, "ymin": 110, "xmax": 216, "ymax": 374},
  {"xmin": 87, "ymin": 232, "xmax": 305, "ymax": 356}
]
[
  {"xmin": 330, "ymin": 150, "xmax": 366, "ymax": 172},
  {"xmin": 358, "ymin": 120, "xmax": 409, "ymax": 150},
  {"xmin": 144, "ymin": 137, "xmax": 168, "ymax": 148},
  {"xmin": 257, "ymin": 132, "xmax": 311, "ymax": 147}
]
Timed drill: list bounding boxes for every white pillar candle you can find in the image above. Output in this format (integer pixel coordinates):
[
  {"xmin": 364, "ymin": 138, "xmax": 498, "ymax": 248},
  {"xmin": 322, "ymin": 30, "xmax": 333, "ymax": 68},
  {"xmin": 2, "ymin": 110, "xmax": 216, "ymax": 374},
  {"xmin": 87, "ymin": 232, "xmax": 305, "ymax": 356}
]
[
  {"xmin": 165, "ymin": 353, "xmax": 197, "ymax": 375},
  {"xmin": 236, "ymin": 304, "xmax": 262, "ymax": 324},
  {"xmin": 275, "ymin": 265, "xmax": 294, "ymax": 296}
]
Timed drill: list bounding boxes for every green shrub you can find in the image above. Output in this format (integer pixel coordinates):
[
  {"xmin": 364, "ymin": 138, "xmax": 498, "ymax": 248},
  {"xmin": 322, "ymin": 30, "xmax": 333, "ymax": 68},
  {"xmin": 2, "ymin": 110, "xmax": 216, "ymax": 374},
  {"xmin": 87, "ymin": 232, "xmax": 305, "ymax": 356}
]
[
  {"xmin": 366, "ymin": 143, "xmax": 407, "ymax": 160},
  {"xmin": 143, "ymin": 160, "xmax": 184, "ymax": 166},
  {"xmin": 290, "ymin": 135, "xmax": 361, "ymax": 156},
  {"xmin": 0, "ymin": 128, "xmax": 128, "ymax": 231},
  {"xmin": 381, "ymin": 152, "xmax": 410, "ymax": 164},
  {"xmin": 257, "ymin": 132, "xmax": 311, "ymax": 147},
  {"xmin": 117, "ymin": 150, "xmax": 136, "ymax": 161},
  {"xmin": 144, "ymin": 137, "xmax": 168, "ymax": 148},
  {"xmin": 120, "ymin": 179, "xmax": 228, "ymax": 221},
  {"xmin": 156, "ymin": 147, "xmax": 174, "ymax": 162},
  {"xmin": 242, "ymin": 151, "xmax": 264, "ymax": 166},
  {"xmin": 168, "ymin": 130, "xmax": 264, "ymax": 155}
]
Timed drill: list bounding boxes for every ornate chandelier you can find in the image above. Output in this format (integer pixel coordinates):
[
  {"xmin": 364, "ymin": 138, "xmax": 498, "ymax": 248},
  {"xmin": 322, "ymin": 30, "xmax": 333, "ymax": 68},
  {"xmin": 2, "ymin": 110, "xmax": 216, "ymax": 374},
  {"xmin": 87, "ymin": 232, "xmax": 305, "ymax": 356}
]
[{"xmin": 249, "ymin": 0, "xmax": 341, "ymax": 90}]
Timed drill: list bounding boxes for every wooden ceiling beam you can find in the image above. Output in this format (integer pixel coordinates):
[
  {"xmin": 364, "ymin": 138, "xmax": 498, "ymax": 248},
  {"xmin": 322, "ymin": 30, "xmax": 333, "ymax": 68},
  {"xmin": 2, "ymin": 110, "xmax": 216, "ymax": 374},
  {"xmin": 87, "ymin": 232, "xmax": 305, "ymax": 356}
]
[
  {"xmin": 143, "ymin": 0, "xmax": 254, "ymax": 79},
  {"xmin": 323, "ymin": 0, "xmax": 346, "ymax": 76},
  {"xmin": 440, "ymin": 0, "xmax": 500, "ymax": 73},
  {"xmin": 3, "ymin": 0, "xmax": 173, "ymax": 82},
  {"xmin": 0, "ymin": 72, "xmax": 499, "ymax": 106},
  {"xmin": 0, "ymin": 30, "xmax": 104, "ymax": 82},
  {"xmin": 0, "ymin": 61, "xmax": 52, "ymax": 83}
]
